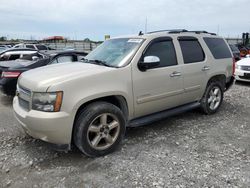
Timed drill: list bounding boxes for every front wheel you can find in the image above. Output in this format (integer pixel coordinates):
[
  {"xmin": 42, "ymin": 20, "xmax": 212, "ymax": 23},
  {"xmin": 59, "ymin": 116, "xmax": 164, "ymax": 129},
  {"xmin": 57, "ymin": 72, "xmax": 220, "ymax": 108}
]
[
  {"xmin": 200, "ymin": 81, "xmax": 224, "ymax": 114},
  {"xmin": 73, "ymin": 102, "xmax": 126, "ymax": 157}
]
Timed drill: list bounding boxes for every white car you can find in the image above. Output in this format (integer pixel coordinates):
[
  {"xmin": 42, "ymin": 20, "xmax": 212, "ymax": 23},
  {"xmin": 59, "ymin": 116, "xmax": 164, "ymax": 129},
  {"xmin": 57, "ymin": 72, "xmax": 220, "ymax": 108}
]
[{"xmin": 235, "ymin": 56, "xmax": 250, "ymax": 82}]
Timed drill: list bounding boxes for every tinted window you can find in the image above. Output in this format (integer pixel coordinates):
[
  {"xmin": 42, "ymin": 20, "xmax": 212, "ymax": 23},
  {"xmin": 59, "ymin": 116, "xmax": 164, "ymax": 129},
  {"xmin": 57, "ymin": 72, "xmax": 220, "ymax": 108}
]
[
  {"xmin": 36, "ymin": 45, "xmax": 47, "ymax": 50},
  {"xmin": 229, "ymin": 44, "xmax": 239, "ymax": 52},
  {"xmin": 179, "ymin": 39, "xmax": 205, "ymax": 64},
  {"xmin": 144, "ymin": 40, "xmax": 177, "ymax": 67},
  {"xmin": 204, "ymin": 38, "xmax": 232, "ymax": 59},
  {"xmin": 26, "ymin": 45, "xmax": 35, "ymax": 49},
  {"xmin": 9, "ymin": 54, "xmax": 20, "ymax": 60}
]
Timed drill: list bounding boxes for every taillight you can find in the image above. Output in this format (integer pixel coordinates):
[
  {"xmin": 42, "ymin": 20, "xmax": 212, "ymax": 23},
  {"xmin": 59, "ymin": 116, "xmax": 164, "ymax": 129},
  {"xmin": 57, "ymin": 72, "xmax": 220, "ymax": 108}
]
[
  {"xmin": 1, "ymin": 71, "xmax": 21, "ymax": 78},
  {"xmin": 232, "ymin": 58, "xmax": 236, "ymax": 76}
]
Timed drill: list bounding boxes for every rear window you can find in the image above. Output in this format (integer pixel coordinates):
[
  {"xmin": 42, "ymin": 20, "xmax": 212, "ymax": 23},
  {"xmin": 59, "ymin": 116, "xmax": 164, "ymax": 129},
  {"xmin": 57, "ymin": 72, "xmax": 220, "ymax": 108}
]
[
  {"xmin": 179, "ymin": 38, "xmax": 205, "ymax": 64},
  {"xmin": 204, "ymin": 38, "xmax": 232, "ymax": 59}
]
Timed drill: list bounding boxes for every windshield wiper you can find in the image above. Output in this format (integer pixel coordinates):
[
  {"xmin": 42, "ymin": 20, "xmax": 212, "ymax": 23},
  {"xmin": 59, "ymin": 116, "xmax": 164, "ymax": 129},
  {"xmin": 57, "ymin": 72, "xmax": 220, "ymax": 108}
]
[{"xmin": 85, "ymin": 59, "xmax": 116, "ymax": 68}]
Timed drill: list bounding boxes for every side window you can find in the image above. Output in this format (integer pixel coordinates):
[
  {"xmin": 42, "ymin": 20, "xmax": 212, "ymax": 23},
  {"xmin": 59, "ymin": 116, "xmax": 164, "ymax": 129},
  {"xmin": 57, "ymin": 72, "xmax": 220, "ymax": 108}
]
[
  {"xmin": 36, "ymin": 45, "xmax": 47, "ymax": 50},
  {"xmin": 204, "ymin": 38, "xmax": 232, "ymax": 59},
  {"xmin": 26, "ymin": 45, "xmax": 35, "ymax": 49},
  {"xmin": 144, "ymin": 40, "xmax": 177, "ymax": 68},
  {"xmin": 8, "ymin": 54, "xmax": 20, "ymax": 60},
  {"xmin": 179, "ymin": 38, "xmax": 205, "ymax": 64}
]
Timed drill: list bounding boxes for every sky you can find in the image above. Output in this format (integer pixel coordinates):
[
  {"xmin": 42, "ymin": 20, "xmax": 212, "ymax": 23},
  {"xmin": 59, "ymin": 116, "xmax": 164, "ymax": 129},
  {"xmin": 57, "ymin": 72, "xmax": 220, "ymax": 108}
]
[{"xmin": 0, "ymin": 0, "xmax": 249, "ymax": 41}]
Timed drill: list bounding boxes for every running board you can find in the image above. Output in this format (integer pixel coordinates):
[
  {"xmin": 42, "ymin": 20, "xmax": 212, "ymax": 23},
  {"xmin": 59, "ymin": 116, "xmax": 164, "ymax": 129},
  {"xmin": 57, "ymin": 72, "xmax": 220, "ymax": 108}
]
[{"xmin": 128, "ymin": 102, "xmax": 200, "ymax": 127}]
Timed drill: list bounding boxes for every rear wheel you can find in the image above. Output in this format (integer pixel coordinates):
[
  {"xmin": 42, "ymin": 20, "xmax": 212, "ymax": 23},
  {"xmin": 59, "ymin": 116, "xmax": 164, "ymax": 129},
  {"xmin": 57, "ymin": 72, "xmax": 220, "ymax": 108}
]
[
  {"xmin": 200, "ymin": 81, "xmax": 224, "ymax": 114},
  {"xmin": 73, "ymin": 102, "xmax": 126, "ymax": 157}
]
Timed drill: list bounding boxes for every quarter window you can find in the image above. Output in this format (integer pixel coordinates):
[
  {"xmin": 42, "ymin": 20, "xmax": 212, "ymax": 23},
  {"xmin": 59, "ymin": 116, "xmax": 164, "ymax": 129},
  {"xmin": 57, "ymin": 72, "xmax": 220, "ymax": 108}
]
[
  {"xmin": 204, "ymin": 38, "xmax": 232, "ymax": 59},
  {"xmin": 144, "ymin": 40, "xmax": 177, "ymax": 68},
  {"xmin": 179, "ymin": 38, "xmax": 205, "ymax": 64}
]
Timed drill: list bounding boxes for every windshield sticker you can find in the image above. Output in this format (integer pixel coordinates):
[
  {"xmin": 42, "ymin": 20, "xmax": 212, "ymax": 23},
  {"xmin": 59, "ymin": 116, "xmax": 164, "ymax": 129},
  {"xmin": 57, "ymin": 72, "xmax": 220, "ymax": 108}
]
[{"xmin": 127, "ymin": 39, "xmax": 143, "ymax": 43}]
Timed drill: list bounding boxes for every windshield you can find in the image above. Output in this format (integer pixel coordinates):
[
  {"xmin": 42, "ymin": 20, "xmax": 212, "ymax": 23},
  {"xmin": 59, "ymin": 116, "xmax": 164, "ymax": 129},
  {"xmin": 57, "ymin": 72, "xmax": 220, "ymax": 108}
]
[{"xmin": 84, "ymin": 38, "xmax": 144, "ymax": 67}]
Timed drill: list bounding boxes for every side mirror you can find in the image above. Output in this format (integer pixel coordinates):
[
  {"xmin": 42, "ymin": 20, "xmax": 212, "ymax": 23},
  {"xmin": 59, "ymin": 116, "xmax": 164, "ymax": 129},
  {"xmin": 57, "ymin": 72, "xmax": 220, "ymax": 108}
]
[
  {"xmin": 32, "ymin": 56, "xmax": 39, "ymax": 61},
  {"xmin": 138, "ymin": 56, "xmax": 160, "ymax": 71}
]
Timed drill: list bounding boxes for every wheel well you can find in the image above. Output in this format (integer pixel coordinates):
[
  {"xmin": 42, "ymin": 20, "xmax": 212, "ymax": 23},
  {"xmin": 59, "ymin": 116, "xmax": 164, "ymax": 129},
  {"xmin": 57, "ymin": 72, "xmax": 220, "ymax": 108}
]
[
  {"xmin": 207, "ymin": 75, "xmax": 226, "ymax": 90},
  {"xmin": 71, "ymin": 95, "xmax": 129, "ymax": 146}
]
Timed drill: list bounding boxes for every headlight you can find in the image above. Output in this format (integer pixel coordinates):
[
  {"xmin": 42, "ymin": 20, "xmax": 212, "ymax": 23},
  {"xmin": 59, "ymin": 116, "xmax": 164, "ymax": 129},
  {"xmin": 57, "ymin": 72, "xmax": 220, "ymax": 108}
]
[
  {"xmin": 236, "ymin": 64, "xmax": 241, "ymax": 70},
  {"xmin": 32, "ymin": 92, "xmax": 63, "ymax": 112}
]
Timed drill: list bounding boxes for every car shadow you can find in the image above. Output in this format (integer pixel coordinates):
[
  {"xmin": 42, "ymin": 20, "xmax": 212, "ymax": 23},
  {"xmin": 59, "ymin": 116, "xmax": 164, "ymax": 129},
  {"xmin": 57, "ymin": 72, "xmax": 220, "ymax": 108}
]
[{"xmin": 235, "ymin": 80, "xmax": 250, "ymax": 87}]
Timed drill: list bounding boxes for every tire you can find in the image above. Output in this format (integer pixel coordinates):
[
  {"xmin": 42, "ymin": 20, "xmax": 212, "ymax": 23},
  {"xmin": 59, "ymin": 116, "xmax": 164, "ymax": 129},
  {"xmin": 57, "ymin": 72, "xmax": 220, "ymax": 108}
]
[
  {"xmin": 73, "ymin": 101, "xmax": 126, "ymax": 157},
  {"xmin": 200, "ymin": 81, "xmax": 224, "ymax": 115}
]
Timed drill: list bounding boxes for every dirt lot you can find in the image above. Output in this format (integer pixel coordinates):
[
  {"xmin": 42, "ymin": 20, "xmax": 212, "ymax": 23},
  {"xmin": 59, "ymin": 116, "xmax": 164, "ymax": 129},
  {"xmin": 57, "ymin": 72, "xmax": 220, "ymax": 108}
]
[{"xmin": 0, "ymin": 82, "xmax": 250, "ymax": 188}]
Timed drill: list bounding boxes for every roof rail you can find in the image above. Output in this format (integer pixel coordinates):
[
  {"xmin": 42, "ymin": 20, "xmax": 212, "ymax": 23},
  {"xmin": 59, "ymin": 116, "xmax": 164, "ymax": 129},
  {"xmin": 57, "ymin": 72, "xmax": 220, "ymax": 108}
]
[
  {"xmin": 147, "ymin": 29, "xmax": 188, "ymax": 34},
  {"xmin": 146, "ymin": 29, "xmax": 217, "ymax": 36},
  {"xmin": 188, "ymin": 31, "xmax": 217, "ymax": 35}
]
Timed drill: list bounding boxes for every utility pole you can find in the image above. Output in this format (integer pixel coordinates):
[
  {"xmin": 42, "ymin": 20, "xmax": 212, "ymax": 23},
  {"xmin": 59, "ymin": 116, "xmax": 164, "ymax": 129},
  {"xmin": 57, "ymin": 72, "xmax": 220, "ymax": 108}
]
[{"xmin": 145, "ymin": 17, "xmax": 148, "ymax": 33}]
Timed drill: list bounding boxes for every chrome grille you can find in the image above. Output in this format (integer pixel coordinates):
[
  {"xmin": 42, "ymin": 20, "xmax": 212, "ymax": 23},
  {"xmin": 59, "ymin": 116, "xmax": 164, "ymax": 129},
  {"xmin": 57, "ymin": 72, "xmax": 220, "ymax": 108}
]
[
  {"xmin": 17, "ymin": 85, "xmax": 31, "ymax": 111},
  {"xmin": 241, "ymin": 66, "xmax": 250, "ymax": 71}
]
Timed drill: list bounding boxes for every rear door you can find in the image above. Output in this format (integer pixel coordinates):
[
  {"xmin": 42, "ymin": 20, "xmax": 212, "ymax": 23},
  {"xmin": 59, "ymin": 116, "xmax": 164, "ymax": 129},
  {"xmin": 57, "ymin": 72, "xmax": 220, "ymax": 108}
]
[{"xmin": 178, "ymin": 36, "xmax": 208, "ymax": 103}]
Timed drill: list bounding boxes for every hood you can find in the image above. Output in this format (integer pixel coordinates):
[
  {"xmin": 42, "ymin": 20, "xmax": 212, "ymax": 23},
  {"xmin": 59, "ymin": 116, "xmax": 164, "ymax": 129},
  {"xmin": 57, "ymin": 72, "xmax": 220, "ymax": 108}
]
[
  {"xmin": 236, "ymin": 58, "xmax": 250, "ymax": 66},
  {"xmin": 0, "ymin": 59, "xmax": 34, "ymax": 68},
  {"xmin": 18, "ymin": 62, "xmax": 114, "ymax": 92}
]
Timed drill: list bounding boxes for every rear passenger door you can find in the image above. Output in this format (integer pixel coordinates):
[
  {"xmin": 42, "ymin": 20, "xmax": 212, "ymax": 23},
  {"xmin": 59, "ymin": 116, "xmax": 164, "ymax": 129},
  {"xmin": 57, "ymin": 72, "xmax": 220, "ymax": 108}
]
[{"xmin": 178, "ymin": 37, "xmax": 208, "ymax": 103}]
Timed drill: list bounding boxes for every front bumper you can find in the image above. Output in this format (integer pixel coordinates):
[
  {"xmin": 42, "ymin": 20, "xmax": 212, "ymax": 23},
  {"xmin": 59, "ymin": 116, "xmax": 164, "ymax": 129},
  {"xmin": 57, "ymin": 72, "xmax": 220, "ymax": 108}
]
[
  {"xmin": 235, "ymin": 69, "xmax": 250, "ymax": 82},
  {"xmin": 13, "ymin": 96, "xmax": 74, "ymax": 145}
]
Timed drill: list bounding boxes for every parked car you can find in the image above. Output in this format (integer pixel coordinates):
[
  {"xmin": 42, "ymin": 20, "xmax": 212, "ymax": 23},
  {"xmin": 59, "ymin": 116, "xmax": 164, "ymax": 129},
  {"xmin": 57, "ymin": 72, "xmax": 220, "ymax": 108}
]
[
  {"xmin": 229, "ymin": 44, "xmax": 241, "ymax": 61},
  {"xmin": 13, "ymin": 43, "xmax": 53, "ymax": 50},
  {"xmin": 0, "ymin": 47, "xmax": 7, "ymax": 53},
  {"xmin": 0, "ymin": 45, "xmax": 11, "ymax": 48},
  {"xmin": 0, "ymin": 51, "xmax": 87, "ymax": 95},
  {"xmin": 235, "ymin": 56, "xmax": 250, "ymax": 82},
  {"xmin": 13, "ymin": 30, "xmax": 234, "ymax": 157},
  {"xmin": 0, "ymin": 48, "xmax": 40, "ymax": 61}
]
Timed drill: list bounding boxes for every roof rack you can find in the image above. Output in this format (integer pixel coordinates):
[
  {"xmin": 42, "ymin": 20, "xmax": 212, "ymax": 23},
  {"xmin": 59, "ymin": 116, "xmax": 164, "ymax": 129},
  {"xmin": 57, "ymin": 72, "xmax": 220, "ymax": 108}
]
[
  {"xmin": 144, "ymin": 29, "xmax": 217, "ymax": 36},
  {"xmin": 147, "ymin": 29, "xmax": 188, "ymax": 34},
  {"xmin": 188, "ymin": 31, "xmax": 217, "ymax": 35}
]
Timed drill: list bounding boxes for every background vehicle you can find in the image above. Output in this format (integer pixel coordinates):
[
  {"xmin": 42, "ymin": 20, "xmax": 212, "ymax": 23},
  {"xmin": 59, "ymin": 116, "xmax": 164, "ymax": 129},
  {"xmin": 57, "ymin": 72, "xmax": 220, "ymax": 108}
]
[
  {"xmin": 0, "ymin": 48, "xmax": 39, "ymax": 61},
  {"xmin": 235, "ymin": 56, "xmax": 250, "ymax": 82},
  {"xmin": 229, "ymin": 44, "xmax": 241, "ymax": 61},
  {"xmin": 0, "ymin": 51, "xmax": 87, "ymax": 95},
  {"xmin": 238, "ymin": 33, "xmax": 250, "ymax": 57},
  {"xmin": 0, "ymin": 45, "xmax": 11, "ymax": 49},
  {"xmin": 0, "ymin": 47, "xmax": 7, "ymax": 53},
  {"xmin": 13, "ymin": 43, "xmax": 53, "ymax": 50},
  {"xmin": 13, "ymin": 30, "xmax": 234, "ymax": 157}
]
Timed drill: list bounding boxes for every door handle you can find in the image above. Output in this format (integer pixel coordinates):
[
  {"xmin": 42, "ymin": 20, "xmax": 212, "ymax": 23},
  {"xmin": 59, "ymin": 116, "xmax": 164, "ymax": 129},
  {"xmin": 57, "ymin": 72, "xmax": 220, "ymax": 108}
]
[
  {"xmin": 170, "ymin": 71, "xmax": 182, "ymax": 77},
  {"xmin": 202, "ymin": 66, "xmax": 210, "ymax": 71}
]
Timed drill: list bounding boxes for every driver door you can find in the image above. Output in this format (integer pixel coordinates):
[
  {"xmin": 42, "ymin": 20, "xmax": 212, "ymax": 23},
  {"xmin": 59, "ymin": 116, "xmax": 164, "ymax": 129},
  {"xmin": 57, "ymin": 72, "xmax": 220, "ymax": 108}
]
[{"xmin": 132, "ymin": 38, "xmax": 184, "ymax": 118}]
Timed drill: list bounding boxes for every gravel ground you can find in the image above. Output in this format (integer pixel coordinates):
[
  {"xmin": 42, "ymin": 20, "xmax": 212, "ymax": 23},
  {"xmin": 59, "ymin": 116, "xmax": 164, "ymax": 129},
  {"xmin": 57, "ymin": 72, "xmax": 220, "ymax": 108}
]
[{"xmin": 0, "ymin": 82, "xmax": 250, "ymax": 188}]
